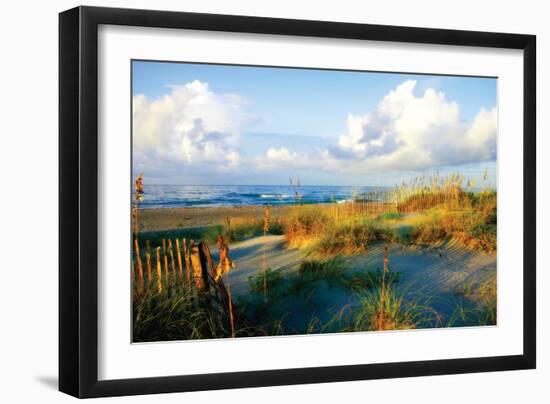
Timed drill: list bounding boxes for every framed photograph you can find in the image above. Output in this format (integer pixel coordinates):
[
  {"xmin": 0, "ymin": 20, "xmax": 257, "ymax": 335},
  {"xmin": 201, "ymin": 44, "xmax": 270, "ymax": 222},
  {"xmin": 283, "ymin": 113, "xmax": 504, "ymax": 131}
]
[{"xmin": 59, "ymin": 6, "xmax": 536, "ymax": 398}]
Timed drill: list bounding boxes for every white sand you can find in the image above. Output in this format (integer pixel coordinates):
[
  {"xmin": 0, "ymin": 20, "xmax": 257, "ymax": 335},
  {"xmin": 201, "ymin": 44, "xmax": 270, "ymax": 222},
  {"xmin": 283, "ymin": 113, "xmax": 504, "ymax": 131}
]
[{"xmin": 211, "ymin": 235, "xmax": 496, "ymax": 321}]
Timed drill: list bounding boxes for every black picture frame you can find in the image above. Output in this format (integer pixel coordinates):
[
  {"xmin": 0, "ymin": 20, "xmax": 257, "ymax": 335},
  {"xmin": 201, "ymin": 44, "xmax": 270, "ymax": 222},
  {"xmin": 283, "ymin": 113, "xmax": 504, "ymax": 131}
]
[{"xmin": 59, "ymin": 5, "xmax": 536, "ymax": 398}]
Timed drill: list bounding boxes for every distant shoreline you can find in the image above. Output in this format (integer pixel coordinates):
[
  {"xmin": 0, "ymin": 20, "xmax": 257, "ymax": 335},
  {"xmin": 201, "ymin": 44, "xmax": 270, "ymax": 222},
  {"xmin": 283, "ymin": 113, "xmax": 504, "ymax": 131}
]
[
  {"xmin": 133, "ymin": 183, "xmax": 400, "ymax": 209},
  {"xmin": 138, "ymin": 204, "xmax": 298, "ymax": 233},
  {"xmin": 135, "ymin": 183, "xmax": 496, "ymax": 210},
  {"xmin": 137, "ymin": 200, "xmax": 346, "ymax": 210}
]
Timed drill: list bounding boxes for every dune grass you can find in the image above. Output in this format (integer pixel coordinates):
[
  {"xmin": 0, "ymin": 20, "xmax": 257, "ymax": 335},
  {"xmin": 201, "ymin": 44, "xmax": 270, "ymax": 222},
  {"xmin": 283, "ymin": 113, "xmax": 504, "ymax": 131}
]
[
  {"xmin": 248, "ymin": 268, "xmax": 284, "ymax": 294},
  {"xmin": 410, "ymin": 192, "xmax": 496, "ymax": 252},
  {"xmin": 350, "ymin": 286, "xmax": 433, "ymax": 331},
  {"xmin": 133, "ymin": 283, "xmax": 291, "ymax": 341},
  {"xmin": 134, "ymin": 254, "xmax": 491, "ymax": 340},
  {"xmin": 339, "ymin": 270, "xmax": 401, "ymax": 293},
  {"xmin": 248, "ymin": 257, "xmax": 402, "ymax": 298},
  {"xmin": 316, "ymin": 222, "xmax": 378, "ymax": 256},
  {"xmin": 281, "ymin": 176, "xmax": 496, "ymax": 256},
  {"xmin": 451, "ymin": 273, "xmax": 497, "ymax": 326},
  {"xmin": 140, "ymin": 174, "xmax": 496, "ymax": 257},
  {"xmin": 133, "ymin": 290, "xmax": 235, "ymax": 342},
  {"xmin": 246, "ymin": 258, "xmax": 345, "ymax": 298},
  {"xmin": 290, "ymin": 258, "xmax": 346, "ymax": 294},
  {"xmin": 133, "ymin": 173, "xmax": 497, "ymax": 340},
  {"xmin": 240, "ymin": 257, "xmax": 408, "ymax": 334},
  {"xmin": 392, "ymin": 174, "xmax": 497, "ymax": 251},
  {"xmin": 283, "ymin": 205, "xmax": 399, "ymax": 256},
  {"xmin": 283, "ymin": 206, "xmax": 333, "ymax": 249}
]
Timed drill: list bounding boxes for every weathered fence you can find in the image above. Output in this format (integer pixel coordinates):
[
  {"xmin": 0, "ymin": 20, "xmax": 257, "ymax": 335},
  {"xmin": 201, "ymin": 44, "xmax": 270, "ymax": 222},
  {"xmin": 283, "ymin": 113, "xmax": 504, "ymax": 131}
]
[
  {"xmin": 132, "ymin": 236, "xmax": 237, "ymax": 335},
  {"xmin": 321, "ymin": 188, "xmax": 468, "ymax": 222}
]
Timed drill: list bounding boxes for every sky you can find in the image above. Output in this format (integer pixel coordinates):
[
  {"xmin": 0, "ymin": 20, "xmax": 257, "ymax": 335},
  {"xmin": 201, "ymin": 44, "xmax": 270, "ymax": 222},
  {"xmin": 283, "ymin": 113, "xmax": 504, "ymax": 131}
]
[{"xmin": 132, "ymin": 60, "xmax": 497, "ymax": 187}]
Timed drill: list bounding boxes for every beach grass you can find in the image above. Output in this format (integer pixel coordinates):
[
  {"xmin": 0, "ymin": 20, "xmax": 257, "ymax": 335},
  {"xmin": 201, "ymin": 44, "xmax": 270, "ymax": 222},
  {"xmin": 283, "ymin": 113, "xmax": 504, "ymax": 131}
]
[
  {"xmin": 451, "ymin": 272, "xmax": 497, "ymax": 326},
  {"xmin": 248, "ymin": 268, "xmax": 284, "ymax": 294},
  {"xmin": 132, "ymin": 173, "xmax": 497, "ymax": 340},
  {"xmin": 410, "ymin": 193, "xmax": 497, "ymax": 252},
  {"xmin": 280, "ymin": 177, "xmax": 496, "ymax": 256},
  {"xmin": 133, "ymin": 289, "xmax": 234, "ymax": 342},
  {"xmin": 349, "ymin": 285, "xmax": 442, "ymax": 331},
  {"xmin": 283, "ymin": 206, "xmax": 333, "ymax": 249},
  {"xmin": 246, "ymin": 257, "xmax": 401, "ymax": 297}
]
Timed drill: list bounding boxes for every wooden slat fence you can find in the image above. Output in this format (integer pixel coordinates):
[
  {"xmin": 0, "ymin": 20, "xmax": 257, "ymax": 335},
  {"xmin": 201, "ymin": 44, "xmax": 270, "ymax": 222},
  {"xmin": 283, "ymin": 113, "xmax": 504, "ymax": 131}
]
[{"xmin": 132, "ymin": 236, "xmax": 238, "ymax": 334}]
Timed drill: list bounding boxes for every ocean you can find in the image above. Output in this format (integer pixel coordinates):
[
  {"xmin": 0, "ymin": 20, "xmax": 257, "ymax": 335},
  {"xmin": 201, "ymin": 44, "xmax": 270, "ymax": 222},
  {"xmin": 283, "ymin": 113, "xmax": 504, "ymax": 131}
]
[{"xmin": 136, "ymin": 184, "xmax": 391, "ymax": 209}]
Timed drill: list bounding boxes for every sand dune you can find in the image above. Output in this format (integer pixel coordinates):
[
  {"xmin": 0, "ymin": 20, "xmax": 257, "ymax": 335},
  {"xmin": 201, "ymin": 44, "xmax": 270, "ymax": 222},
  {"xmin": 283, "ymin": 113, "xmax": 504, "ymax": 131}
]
[
  {"xmin": 210, "ymin": 235, "xmax": 307, "ymax": 295},
  {"xmin": 211, "ymin": 235, "xmax": 496, "ymax": 321}
]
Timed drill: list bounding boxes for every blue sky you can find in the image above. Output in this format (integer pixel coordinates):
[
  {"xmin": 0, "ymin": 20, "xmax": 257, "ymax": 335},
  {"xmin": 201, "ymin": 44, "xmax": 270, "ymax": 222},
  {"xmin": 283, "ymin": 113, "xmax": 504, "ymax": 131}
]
[{"xmin": 132, "ymin": 60, "xmax": 497, "ymax": 186}]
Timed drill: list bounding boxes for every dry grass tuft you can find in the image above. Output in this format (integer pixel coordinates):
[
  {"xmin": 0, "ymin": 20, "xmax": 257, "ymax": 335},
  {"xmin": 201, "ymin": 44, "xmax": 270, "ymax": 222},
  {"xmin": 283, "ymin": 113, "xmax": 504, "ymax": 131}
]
[{"xmin": 284, "ymin": 206, "xmax": 332, "ymax": 249}]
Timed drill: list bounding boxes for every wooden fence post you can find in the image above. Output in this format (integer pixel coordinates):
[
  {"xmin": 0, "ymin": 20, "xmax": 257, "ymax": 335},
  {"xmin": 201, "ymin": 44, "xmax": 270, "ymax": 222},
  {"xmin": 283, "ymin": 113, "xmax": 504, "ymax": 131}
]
[
  {"xmin": 162, "ymin": 239, "xmax": 169, "ymax": 286},
  {"xmin": 199, "ymin": 241, "xmax": 217, "ymax": 279},
  {"xmin": 190, "ymin": 241, "xmax": 206, "ymax": 291},
  {"xmin": 134, "ymin": 239, "xmax": 144, "ymax": 292},
  {"xmin": 168, "ymin": 239, "xmax": 176, "ymax": 285},
  {"xmin": 155, "ymin": 247, "xmax": 162, "ymax": 294},
  {"xmin": 146, "ymin": 240, "xmax": 152, "ymax": 287},
  {"xmin": 176, "ymin": 238, "xmax": 184, "ymax": 290},
  {"xmin": 215, "ymin": 235, "xmax": 236, "ymax": 337},
  {"xmin": 183, "ymin": 238, "xmax": 191, "ymax": 292}
]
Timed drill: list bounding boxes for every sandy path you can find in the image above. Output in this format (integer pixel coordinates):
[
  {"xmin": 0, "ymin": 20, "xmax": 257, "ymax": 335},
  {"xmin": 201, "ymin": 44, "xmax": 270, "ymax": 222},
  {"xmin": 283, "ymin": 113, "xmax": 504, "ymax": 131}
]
[
  {"xmin": 212, "ymin": 235, "xmax": 496, "ymax": 321},
  {"xmin": 344, "ymin": 241, "xmax": 496, "ymax": 317},
  {"xmin": 210, "ymin": 235, "xmax": 307, "ymax": 295},
  {"xmin": 346, "ymin": 241, "xmax": 495, "ymax": 294}
]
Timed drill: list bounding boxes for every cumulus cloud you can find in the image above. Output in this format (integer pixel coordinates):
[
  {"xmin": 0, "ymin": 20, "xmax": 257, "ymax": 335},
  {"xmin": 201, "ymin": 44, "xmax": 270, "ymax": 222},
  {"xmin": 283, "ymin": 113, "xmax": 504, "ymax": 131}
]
[
  {"xmin": 135, "ymin": 78, "xmax": 496, "ymax": 183},
  {"xmin": 133, "ymin": 80, "xmax": 253, "ymax": 171},
  {"xmin": 328, "ymin": 80, "xmax": 497, "ymax": 171},
  {"xmin": 266, "ymin": 147, "xmax": 297, "ymax": 161},
  {"xmin": 255, "ymin": 147, "xmax": 303, "ymax": 170}
]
